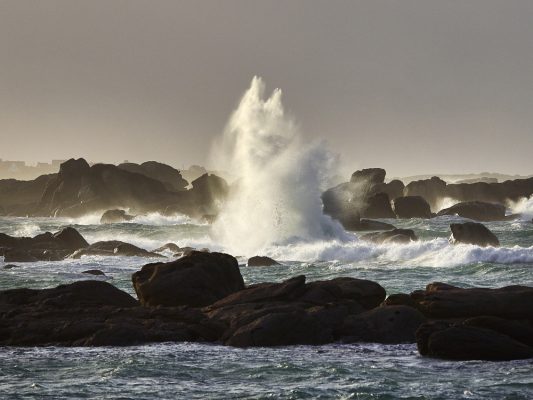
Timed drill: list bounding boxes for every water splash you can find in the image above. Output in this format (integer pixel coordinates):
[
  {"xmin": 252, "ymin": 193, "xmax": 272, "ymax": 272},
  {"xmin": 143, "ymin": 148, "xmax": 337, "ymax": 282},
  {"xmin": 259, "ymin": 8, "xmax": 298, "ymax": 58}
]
[
  {"xmin": 508, "ymin": 195, "xmax": 533, "ymax": 219},
  {"xmin": 211, "ymin": 77, "xmax": 348, "ymax": 255}
]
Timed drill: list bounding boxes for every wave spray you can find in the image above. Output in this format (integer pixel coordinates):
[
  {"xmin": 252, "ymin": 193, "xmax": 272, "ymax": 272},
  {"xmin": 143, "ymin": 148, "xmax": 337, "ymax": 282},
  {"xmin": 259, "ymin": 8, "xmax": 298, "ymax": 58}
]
[{"xmin": 211, "ymin": 77, "xmax": 348, "ymax": 256}]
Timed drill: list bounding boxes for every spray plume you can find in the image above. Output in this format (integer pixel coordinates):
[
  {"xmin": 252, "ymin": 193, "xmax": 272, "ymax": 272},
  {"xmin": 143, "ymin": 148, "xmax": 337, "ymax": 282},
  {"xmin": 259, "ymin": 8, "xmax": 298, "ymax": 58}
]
[{"xmin": 211, "ymin": 76, "xmax": 348, "ymax": 255}]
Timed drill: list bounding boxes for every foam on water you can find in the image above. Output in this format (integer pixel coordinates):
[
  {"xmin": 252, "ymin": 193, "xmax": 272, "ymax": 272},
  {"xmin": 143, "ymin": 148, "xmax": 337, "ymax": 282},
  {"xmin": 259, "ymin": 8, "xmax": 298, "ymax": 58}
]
[{"xmin": 509, "ymin": 195, "xmax": 533, "ymax": 219}]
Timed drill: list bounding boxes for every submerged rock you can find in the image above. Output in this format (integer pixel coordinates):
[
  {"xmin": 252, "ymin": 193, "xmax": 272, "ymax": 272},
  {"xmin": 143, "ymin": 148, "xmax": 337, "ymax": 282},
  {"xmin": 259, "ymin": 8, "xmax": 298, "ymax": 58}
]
[
  {"xmin": 82, "ymin": 269, "xmax": 106, "ymax": 276},
  {"xmin": 247, "ymin": 256, "xmax": 280, "ymax": 267},
  {"xmin": 449, "ymin": 222, "xmax": 500, "ymax": 247}
]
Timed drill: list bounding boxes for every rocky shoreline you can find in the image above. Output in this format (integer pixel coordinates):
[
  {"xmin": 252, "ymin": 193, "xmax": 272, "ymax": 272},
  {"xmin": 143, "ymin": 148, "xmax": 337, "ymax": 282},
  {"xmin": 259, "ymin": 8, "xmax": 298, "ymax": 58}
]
[{"xmin": 1, "ymin": 250, "xmax": 532, "ymax": 361}]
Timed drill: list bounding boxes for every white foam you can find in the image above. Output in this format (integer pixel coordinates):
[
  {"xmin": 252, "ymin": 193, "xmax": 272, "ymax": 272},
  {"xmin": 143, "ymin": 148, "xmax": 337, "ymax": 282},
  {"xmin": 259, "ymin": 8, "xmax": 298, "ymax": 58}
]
[{"xmin": 508, "ymin": 195, "xmax": 533, "ymax": 219}]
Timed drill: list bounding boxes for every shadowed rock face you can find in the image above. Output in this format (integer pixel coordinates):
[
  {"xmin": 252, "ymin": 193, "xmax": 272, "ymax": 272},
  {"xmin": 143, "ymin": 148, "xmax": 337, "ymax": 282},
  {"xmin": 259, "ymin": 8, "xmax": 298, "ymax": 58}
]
[
  {"xmin": 404, "ymin": 177, "xmax": 447, "ymax": 211},
  {"xmin": 0, "ymin": 174, "xmax": 57, "ymax": 215},
  {"xmin": 437, "ymin": 201, "xmax": 506, "ymax": 221},
  {"xmin": 132, "ymin": 251, "xmax": 245, "ymax": 307},
  {"xmin": 350, "ymin": 168, "xmax": 386, "ymax": 186},
  {"xmin": 449, "ymin": 222, "xmax": 500, "ymax": 247}
]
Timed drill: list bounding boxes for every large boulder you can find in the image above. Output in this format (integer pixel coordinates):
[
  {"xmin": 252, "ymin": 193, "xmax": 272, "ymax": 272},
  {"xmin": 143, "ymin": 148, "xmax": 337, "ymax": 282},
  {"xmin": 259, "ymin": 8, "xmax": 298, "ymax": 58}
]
[
  {"xmin": 132, "ymin": 251, "xmax": 245, "ymax": 307},
  {"xmin": 437, "ymin": 201, "xmax": 506, "ymax": 221},
  {"xmin": 392, "ymin": 196, "xmax": 432, "ymax": 218},
  {"xmin": 341, "ymin": 218, "xmax": 396, "ymax": 232},
  {"xmin": 362, "ymin": 193, "xmax": 396, "ymax": 219},
  {"xmin": 70, "ymin": 241, "xmax": 162, "ymax": 258},
  {"xmin": 350, "ymin": 168, "xmax": 386, "ymax": 186},
  {"xmin": 404, "ymin": 177, "xmax": 447, "ymax": 211},
  {"xmin": 100, "ymin": 209, "xmax": 135, "ymax": 224},
  {"xmin": 53, "ymin": 227, "xmax": 89, "ymax": 250},
  {"xmin": 449, "ymin": 222, "xmax": 500, "ymax": 247},
  {"xmin": 247, "ymin": 256, "xmax": 280, "ymax": 267}
]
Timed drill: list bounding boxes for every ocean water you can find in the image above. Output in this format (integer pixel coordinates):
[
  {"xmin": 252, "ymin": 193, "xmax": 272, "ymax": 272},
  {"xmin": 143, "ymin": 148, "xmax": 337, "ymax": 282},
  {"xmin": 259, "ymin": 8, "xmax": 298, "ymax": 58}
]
[{"xmin": 1, "ymin": 214, "xmax": 533, "ymax": 399}]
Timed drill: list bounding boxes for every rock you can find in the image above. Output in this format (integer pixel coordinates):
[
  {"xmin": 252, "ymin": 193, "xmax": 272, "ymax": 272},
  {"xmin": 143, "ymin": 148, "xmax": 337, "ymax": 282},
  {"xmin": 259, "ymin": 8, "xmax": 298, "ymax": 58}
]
[
  {"xmin": 392, "ymin": 196, "xmax": 432, "ymax": 218},
  {"xmin": 463, "ymin": 316, "xmax": 533, "ymax": 348},
  {"xmin": 350, "ymin": 168, "xmax": 386, "ymax": 186},
  {"xmin": 118, "ymin": 161, "xmax": 188, "ymax": 192},
  {"xmin": 0, "ymin": 280, "xmax": 138, "ymax": 308},
  {"xmin": 225, "ymin": 309, "xmax": 333, "ymax": 347},
  {"xmin": 247, "ymin": 256, "xmax": 280, "ymax": 267},
  {"xmin": 70, "ymin": 241, "xmax": 163, "ymax": 258},
  {"xmin": 0, "ymin": 174, "xmax": 56, "ymax": 216},
  {"xmin": 410, "ymin": 283, "xmax": 533, "ymax": 319},
  {"xmin": 446, "ymin": 177, "xmax": 533, "ymax": 205},
  {"xmin": 437, "ymin": 201, "xmax": 506, "ymax": 221},
  {"xmin": 2, "ymin": 264, "xmax": 19, "ymax": 269},
  {"xmin": 53, "ymin": 227, "xmax": 89, "ymax": 249},
  {"xmin": 132, "ymin": 251, "xmax": 245, "ymax": 307},
  {"xmin": 362, "ymin": 192, "xmax": 396, "ymax": 219},
  {"xmin": 449, "ymin": 222, "xmax": 500, "ymax": 247},
  {"xmin": 404, "ymin": 177, "xmax": 447, "ymax": 211},
  {"xmin": 3, "ymin": 249, "xmax": 39, "ymax": 262},
  {"xmin": 417, "ymin": 322, "xmax": 533, "ymax": 361},
  {"xmin": 341, "ymin": 218, "xmax": 396, "ymax": 232},
  {"xmin": 100, "ymin": 209, "xmax": 135, "ymax": 224},
  {"xmin": 340, "ymin": 305, "xmax": 427, "ymax": 343},
  {"xmin": 360, "ymin": 229, "xmax": 417, "ymax": 244},
  {"xmin": 152, "ymin": 243, "xmax": 181, "ymax": 253},
  {"xmin": 82, "ymin": 269, "xmax": 106, "ymax": 276}
]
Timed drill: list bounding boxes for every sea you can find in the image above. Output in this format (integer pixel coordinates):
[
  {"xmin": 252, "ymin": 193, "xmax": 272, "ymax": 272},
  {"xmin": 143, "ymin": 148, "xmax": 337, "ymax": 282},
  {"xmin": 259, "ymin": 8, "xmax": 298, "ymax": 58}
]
[{"xmin": 1, "ymin": 208, "xmax": 533, "ymax": 399}]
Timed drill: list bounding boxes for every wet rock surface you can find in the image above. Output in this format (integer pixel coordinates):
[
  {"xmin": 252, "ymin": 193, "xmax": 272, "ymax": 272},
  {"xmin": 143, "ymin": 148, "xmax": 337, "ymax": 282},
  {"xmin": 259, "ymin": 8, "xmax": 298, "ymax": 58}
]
[{"xmin": 449, "ymin": 222, "xmax": 500, "ymax": 247}]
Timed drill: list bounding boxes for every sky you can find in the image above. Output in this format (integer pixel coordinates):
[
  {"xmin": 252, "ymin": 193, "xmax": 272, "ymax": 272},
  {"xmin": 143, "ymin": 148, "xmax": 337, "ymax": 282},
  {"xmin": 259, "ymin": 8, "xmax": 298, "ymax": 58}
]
[{"xmin": 1, "ymin": 0, "xmax": 532, "ymax": 177}]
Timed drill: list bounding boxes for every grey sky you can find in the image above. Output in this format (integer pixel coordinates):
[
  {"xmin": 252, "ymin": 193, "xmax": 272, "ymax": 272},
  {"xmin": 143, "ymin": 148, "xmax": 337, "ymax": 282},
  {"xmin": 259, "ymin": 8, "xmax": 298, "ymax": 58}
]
[{"xmin": 1, "ymin": 0, "xmax": 532, "ymax": 177}]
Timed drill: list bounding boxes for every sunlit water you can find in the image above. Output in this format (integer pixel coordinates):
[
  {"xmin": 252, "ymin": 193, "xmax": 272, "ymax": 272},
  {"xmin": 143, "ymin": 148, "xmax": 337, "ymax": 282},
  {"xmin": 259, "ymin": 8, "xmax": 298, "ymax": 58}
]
[{"xmin": 1, "ymin": 214, "xmax": 532, "ymax": 399}]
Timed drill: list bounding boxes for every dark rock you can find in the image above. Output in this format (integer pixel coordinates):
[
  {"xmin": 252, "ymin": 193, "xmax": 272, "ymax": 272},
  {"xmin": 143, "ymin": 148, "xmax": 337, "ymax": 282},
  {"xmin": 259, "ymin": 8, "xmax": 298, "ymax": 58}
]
[
  {"xmin": 70, "ymin": 241, "xmax": 162, "ymax": 258},
  {"xmin": 411, "ymin": 283, "xmax": 533, "ymax": 319},
  {"xmin": 341, "ymin": 218, "xmax": 396, "ymax": 232},
  {"xmin": 437, "ymin": 201, "xmax": 506, "ymax": 221},
  {"xmin": 392, "ymin": 196, "xmax": 432, "ymax": 219},
  {"xmin": 463, "ymin": 316, "xmax": 533, "ymax": 348},
  {"xmin": 0, "ymin": 174, "xmax": 56, "ymax": 215},
  {"xmin": 225, "ymin": 310, "xmax": 332, "ymax": 347},
  {"xmin": 118, "ymin": 161, "xmax": 188, "ymax": 192},
  {"xmin": 449, "ymin": 222, "xmax": 500, "ymax": 247},
  {"xmin": 0, "ymin": 280, "xmax": 138, "ymax": 308},
  {"xmin": 82, "ymin": 269, "xmax": 106, "ymax": 276},
  {"xmin": 4, "ymin": 249, "xmax": 39, "ymax": 262},
  {"xmin": 100, "ymin": 209, "xmax": 135, "ymax": 224},
  {"xmin": 350, "ymin": 168, "xmax": 386, "ymax": 186},
  {"xmin": 340, "ymin": 305, "xmax": 427, "ymax": 343},
  {"xmin": 53, "ymin": 227, "xmax": 90, "ymax": 249},
  {"xmin": 417, "ymin": 322, "xmax": 533, "ymax": 361},
  {"xmin": 132, "ymin": 251, "xmax": 245, "ymax": 307},
  {"xmin": 2, "ymin": 264, "xmax": 19, "ymax": 269},
  {"xmin": 152, "ymin": 243, "xmax": 181, "ymax": 253},
  {"xmin": 360, "ymin": 229, "xmax": 417, "ymax": 244},
  {"xmin": 247, "ymin": 256, "xmax": 280, "ymax": 267},
  {"xmin": 405, "ymin": 177, "xmax": 447, "ymax": 211},
  {"xmin": 363, "ymin": 193, "xmax": 396, "ymax": 219}
]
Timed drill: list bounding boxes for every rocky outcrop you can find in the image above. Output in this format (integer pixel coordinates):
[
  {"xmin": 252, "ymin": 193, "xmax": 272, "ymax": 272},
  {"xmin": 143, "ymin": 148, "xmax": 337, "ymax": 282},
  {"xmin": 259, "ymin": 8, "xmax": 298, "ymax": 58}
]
[
  {"xmin": 0, "ymin": 227, "xmax": 89, "ymax": 262},
  {"xmin": 392, "ymin": 196, "xmax": 432, "ymax": 218},
  {"xmin": 350, "ymin": 168, "xmax": 386, "ymax": 186},
  {"xmin": 0, "ymin": 174, "xmax": 56, "ymax": 215},
  {"xmin": 437, "ymin": 201, "xmax": 506, "ymax": 221},
  {"xmin": 118, "ymin": 161, "xmax": 188, "ymax": 192},
  {"xmin": 132, "ymin": 251, "xmax": 245, "ymax": 307},
  {"xmin": 449, "ymin": 222, "xmax": 500, "ymax": 247},
  {"xmin": 360, "ymin": 229, "xmax": 417, "ymax": 244},
  {"xmin": 247, "ymin": 256, "xmax": 280, "ymax": 267},
  {"xmin": 100, "ymin": 209, "xmax": 135, "ymax": 224}
]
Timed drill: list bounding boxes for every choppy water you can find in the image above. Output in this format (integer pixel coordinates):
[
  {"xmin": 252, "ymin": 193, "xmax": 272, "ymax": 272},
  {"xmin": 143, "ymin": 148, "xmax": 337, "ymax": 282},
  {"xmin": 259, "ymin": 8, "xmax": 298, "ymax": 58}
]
[{"xmin": 1, "ymin": 213, "xmax": 532, "ymax": 399}]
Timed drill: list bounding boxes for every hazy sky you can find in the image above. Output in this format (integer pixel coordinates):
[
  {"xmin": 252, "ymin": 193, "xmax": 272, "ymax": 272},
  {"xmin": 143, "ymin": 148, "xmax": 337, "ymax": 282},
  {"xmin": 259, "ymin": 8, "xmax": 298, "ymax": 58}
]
[{"xmin": 1, "ymin": 1, "xmax": 532, "ymax": 177}]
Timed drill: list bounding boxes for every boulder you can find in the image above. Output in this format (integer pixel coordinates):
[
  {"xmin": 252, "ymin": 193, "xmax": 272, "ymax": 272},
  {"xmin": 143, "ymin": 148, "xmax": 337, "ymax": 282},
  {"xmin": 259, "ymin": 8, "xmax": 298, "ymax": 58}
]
[
  {"xmin": 340, "ymin": 305, "xmax": 427, "ymax": 344},
  {"xmin": 118, "ymin": 161, "xmax": 188, "ymax": 192},
  {"xmin": 360, "ymin": 229, "xmax": 417, "ymax": 244},
  {"xmin": 437, "ymin": 201, "xmax": 506, "ymax": 221},
  {"xmin": 392, "ymin": 196, "xmax": 432, "ymax": 218},
  {"xmin": 247, "ymin": 256, "xmax": 280, "ymax": 267},
  {"xmin": 100, "ymin": 209, "xmax": 135, "ymax": 224},
  {"xmin": 341, "ymin": 218, "xmax": 396, "ymax": 232},
  {"xmin": 362, "ymin": 192, "xmax": 396, "ymax": 219},
  {"xmin": 417, "ymin": 322, "xmax": 533, "ymax": 361},
  {"xmin": 449, "ymin": 222, "xmax": 499, "ymax": 247},
  {"xmin": 404, "ymin": 177, "xmax": 447, "ymax": 211},
  {"xmin": 53, "ymin": 227, "xmax": 90, "ymax": 249},
  {"xmin": 82, "ymin": 269, "xmax": 106, "ymax": 276},
  {"xmin": 132, "ymin": 251, "xmax": 245, "ymax": 307},
  {"xmin": 350, "ymin": 168, "xmax": 386, "ymax": 186}
]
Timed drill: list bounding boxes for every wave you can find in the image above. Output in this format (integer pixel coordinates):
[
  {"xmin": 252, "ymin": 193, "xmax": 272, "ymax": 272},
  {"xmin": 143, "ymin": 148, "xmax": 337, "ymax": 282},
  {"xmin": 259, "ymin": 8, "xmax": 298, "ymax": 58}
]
[{"xmin": 508, "ymin": 196, "xmax": 533, "ymax": 219}]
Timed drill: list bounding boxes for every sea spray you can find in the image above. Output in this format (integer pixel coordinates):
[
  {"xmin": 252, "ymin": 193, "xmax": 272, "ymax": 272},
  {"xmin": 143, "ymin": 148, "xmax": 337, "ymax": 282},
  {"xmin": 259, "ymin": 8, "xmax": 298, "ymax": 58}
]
[{"xmin": 210, "ymin": 77, "xmax": 349, "ymax": 255}]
